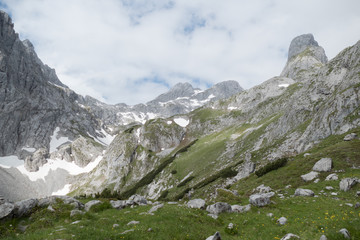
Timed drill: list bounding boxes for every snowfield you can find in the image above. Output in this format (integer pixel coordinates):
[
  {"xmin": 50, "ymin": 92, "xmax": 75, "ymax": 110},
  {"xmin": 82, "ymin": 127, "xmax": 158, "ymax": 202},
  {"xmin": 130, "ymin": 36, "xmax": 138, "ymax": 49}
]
[
  {"xmin": 17, "ymin": 155, "xmax": 104, "ymax": 181},
  {"xmin": 174, "ymin": 117, "xmax": 189, "ymax": 127}
]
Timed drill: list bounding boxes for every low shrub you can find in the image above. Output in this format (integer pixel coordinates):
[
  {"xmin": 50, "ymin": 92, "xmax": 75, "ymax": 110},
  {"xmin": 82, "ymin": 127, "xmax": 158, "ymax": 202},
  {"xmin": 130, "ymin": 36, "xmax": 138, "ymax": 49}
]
[{"xmin": 255, "ymin": 158, "xmax": 288, "ymax": 177}]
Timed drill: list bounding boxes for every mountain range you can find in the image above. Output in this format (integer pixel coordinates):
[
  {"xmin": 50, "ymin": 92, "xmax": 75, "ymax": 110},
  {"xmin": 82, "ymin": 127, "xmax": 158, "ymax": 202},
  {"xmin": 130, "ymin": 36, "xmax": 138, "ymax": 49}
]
[{"xmin": 0, "ymin": 10, "xmax": 359, "ymax": 204}]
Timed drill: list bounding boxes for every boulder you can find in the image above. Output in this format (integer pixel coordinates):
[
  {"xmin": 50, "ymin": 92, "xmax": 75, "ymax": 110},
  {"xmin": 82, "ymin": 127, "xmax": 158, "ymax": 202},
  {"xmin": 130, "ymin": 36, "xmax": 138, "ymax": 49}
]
[
  {"xmin": 339, "ymin": 228, "xmax": 350, "ymax": 239},
  {"xmin": 294, "ymin": 188, "xmax": 314, "ymax": 197},
  {"xmin": 206, "ymin": 231, "xmax": 221, "ymax": 240},
  {"xmin": 110, "ymin": 200, "xmax": 127, "ymax": 209},
  {"xmin": 70, "ymin": 209, "xmax": 85, "ymax": 217},
  {"xmin": 343, "ymin": 133, "xmax": 357, "ymax": 141},
  {"xmin": 231, "ymin": 204, "xmax": 251, "ymax": 213},
  {"xmin": 129, "ymin": 194, "xmax": 147, "ymax": 205},
  {"xmin": 249, "ymin": 193, "xmax": 271, "ymax": 207},
  {"xmin": 148, "ymin": 203, "xmax": 164, "ymax": 214},
  {"xmin": 0, "ymin": 202, "xmax": 14, "ymax": 219},
  {"xmin": 277, "ymin": 217, "xmax": 287, "ymax": 225},
  {"xmin": 187, "ymin": 199, "xmax": 206, "ymax": 209},
  {"xmin": 254, "ymin": 184, "xmax": 272, "ymax": 193},
  {"xmin": 280, "ymin": 233, "xmax": 300, "ymax": 240},
  {"xmin": 339, "ymin": 178, "xmax": 358, "ymax": 192},
  {"xmin": 84, "ymin": 200, "xmax": 102, "ymax": 212},
  {"xmin": 313, "ymin": 158, "xmax": 332, "ymax": 172},
  {"xmin": 13, "ymin": 199, "xmax": 38, "ymax": 217},
  {"xmin": 127, "ymin": 220, "xmax": 140, "ymax": 225},
  {"xmin": 319, "ymin": 235, "xmax": 327, "ymax": 240},
  {"xmin": 206, "ymin": 202, "xmax": 232, "ymax": 215},
  {"xmin": 301, "ymin": 171, "xmax": 319, "ymax": 182},
  {"xmin": 47, "ymin": 205, "xmax": 55, "ymax": 212},
  {"xmin": 325, "ymin": 173, "xmax": 338, "ymax": 181}
]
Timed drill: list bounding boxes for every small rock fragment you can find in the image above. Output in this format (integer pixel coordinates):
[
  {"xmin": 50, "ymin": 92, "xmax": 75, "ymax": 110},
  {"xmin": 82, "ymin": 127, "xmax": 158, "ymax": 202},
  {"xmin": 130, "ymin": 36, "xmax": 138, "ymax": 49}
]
[
  {"xmin": 277, "ymin": 217, "xmax": 287, "ymax": 225},
  {"xmin": 280, "ymin": 233, "xmax": 300, "ymax": 240},
  {"xmin": 339, "ymin": 228, "xmax": 351, "ymax": 239}
]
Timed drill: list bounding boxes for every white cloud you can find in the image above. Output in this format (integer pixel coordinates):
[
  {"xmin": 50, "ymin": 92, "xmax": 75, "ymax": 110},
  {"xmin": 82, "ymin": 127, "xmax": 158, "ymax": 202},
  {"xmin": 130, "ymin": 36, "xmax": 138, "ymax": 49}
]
[{"xmin": 1, "ymin": 0, "xmax": 360, "ymax": 104}]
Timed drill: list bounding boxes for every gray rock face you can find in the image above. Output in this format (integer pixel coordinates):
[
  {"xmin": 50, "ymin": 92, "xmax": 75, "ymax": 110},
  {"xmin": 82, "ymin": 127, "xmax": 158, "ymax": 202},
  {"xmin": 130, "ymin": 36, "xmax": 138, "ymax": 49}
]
[
  {"xmin": 249, "ymin": 193, "xmax": 271, "ymax": 207},
  {"xmin": 294, "ymin": 188, "xmax": 315, "ymax": 197},
  {"xmin": 187, "ymin": 199, "xmax": 206, "ymax": 209},
  {"xmin": 206, "ymin": 202, "xmax": 232, "ymax": 215},
  {"xmin": 0, "ymin": 202, "xmax": 14, "ymax": 219},
  {"xmin": 301, "ymin": 171, "xmax": 319, "ymax": 182},
  {"xmin": 313, "ymin": 158, "xmax": 332, "ymax": 172},
  {"xmin": 287, "ymin": 34, "xmax": 327, "ymax": 63},
  {"xmin": 339, "ymin": 178, "xmax": 358, "ymax": 191},
  {"xmin": 84, "ymin": 200, "xmax": 102, "ymax": 212},
  {"xmin": 281, "ymin": 34, "xmax": 328, "ymax": 80},
  {"xmin": 24, "ymin": 148, "xmax": 48, "ymax": 172},
  {"xmin": 13, "ymin": 198, "xmax": 38, "ymax": 217}
]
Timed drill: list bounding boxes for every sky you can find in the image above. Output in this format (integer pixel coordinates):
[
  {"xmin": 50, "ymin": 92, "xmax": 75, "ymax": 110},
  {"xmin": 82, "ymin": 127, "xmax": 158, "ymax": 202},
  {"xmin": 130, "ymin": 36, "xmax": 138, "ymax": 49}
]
[{"xmin": 1, "ymin": 0, "xmax": 359, "ymax": 105}]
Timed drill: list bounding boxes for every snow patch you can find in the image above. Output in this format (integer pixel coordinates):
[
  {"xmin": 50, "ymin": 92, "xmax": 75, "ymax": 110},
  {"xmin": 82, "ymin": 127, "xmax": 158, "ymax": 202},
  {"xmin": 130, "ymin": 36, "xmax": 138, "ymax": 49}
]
[
  {"xmin": 174, "ymin": 117, "xmax": 189, "ymax": 127},
  {"xmin": 22, "ymin": 147, "xmax": 36, "ymax": 153},
  {"xmin": 166, "ymin": 121, "xmax": 172, "ymax": 125},
  {"xmin": 96, "ymin": 129, "xmax": 115, "ymax": 145},
  {"xmin": 193, "ymin": 89, "xmax": 204, "ymax": 95},
  {"xmin": 278, "ymin": 84, "xmax": 290, "ymax": 88},
  {"xmin": 208, "ymin": 94, "xmax": 216, "ymax": 99},
  {"xmin": 50, "ymin": 127, "xmax": 71, "ymax": 153},
  {"xmin": 17, "ymin": 155, "xmax": 103, "ymax": 181},
  {"xmin": 0, "ymin": 155, "xmax": 23, "ymax": 168},
  {"xmin": 52, "ymin": 184, "xmax": 71, "ymax": 195},
  {"xmin": 228, "ymin": 106, "xmax": 238, "ymax": 110}
]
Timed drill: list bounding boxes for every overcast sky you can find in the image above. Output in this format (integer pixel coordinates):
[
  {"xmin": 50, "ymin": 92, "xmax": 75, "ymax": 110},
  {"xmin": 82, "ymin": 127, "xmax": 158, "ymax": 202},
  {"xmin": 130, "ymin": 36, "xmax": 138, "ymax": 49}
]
[{"xmin": 1, "ymin": 0, "xmax": 359, "ymax": 105}]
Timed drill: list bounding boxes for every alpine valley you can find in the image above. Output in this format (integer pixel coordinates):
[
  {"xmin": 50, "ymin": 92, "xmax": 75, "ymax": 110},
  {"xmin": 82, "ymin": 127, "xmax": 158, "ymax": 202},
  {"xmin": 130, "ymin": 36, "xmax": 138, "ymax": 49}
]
[{"xmin": 0, "ymin": 11, "xmax": 359, "ymax": 240}]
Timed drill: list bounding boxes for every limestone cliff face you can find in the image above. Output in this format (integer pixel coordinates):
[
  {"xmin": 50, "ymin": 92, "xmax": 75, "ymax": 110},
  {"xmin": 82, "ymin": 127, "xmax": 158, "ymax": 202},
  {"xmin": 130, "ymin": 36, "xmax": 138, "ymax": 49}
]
[
  {"xmin": 281, "ymin": 33, "xmax": 328, "ymax": 80},
  {"xmin": 73, "ymin": 34, "xmax": 360, "ymax": 200},
  {"xmin": 0, "ymin": 11, "xmax": 102, "ymax": 158}
]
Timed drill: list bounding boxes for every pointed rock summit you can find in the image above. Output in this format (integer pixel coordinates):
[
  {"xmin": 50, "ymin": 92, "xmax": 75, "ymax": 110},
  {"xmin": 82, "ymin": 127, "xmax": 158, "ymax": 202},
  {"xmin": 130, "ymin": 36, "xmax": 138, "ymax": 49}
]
[{"xmin": 281, "ymin": 33, "xmax": 328, "ymax": 80}]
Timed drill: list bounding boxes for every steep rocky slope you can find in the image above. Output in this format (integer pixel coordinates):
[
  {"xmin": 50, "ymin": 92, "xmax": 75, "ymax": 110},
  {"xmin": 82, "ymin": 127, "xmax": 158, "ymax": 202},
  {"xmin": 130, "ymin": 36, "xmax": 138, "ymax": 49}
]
[
  {"xmin": 0, "ymin": 11, "xmax": 242, "ymax": 201},
  {"xmin": 71, "ymin": 34, "xmax": 360, "ymax": 201}
]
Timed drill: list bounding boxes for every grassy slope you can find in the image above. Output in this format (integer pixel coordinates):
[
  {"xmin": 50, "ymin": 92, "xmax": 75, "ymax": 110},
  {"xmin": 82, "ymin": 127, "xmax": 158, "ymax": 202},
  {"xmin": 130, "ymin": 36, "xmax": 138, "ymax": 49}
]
[{"xmin": 1, "ymin": 128, "xmax": 359, "ymax": 240}]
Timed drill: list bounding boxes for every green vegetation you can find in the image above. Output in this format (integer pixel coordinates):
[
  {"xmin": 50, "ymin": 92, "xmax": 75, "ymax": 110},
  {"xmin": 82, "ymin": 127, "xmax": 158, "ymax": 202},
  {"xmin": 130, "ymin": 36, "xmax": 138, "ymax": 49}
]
[
  {"xmin": 255, "ymin": 158, "xmax": 288, "ymax": 177},
  {"xmin": 1, "ymin": 129, "xmax": 359, "ymax": 239}
]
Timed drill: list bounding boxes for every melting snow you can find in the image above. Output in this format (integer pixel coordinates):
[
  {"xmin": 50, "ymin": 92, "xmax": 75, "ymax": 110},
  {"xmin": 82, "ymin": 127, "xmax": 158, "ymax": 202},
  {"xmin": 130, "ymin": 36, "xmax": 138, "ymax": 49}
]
[
  {"xmin": 50, "ymin": 127, "xmax": 71, "ymax": 153},
  {"xmin": 167, "ymin": 121, "xmax": 172, "ymax": 125},
  {"xmin": 193, "ymin": 90, "xmax": 204, "ymax": 95},
  {"xmin": 228, "ymin": 106, "xmax": 238, "ymax": 110},
  {"xmin": 52, "ymin": 184, "xmax": 71, "ymax": 195},
  {"xmin": 96, "ymin": 129, "xmax": 115, "ymax": 145},
  {"xmin": 278, "ymin": 84, "xmax": 290, "ymax": 88},
  {"xmin": 17, "ymin": 155, "xmax": 104, "ymax": 181},
  {"xmin": 0, "ymin": 155, "xmax": 23, "ymax": 168},
  {"xmin": 174, "ymin": 117, "xmax": 189, "ymax": 127},
  {"xmin": 22, "ymin": 147, "xmax": 36, "ymax": 153}
]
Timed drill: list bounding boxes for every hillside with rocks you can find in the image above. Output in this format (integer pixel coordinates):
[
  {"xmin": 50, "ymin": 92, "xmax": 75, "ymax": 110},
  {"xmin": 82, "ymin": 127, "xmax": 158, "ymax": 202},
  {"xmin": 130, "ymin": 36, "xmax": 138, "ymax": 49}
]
[
  {"xmin": 0, "ymin": 11, "xmax": 242, "ymax": 201},
  {"xmin": 0, "ymin": 10, "xmax": 359, "ymax": 240}
]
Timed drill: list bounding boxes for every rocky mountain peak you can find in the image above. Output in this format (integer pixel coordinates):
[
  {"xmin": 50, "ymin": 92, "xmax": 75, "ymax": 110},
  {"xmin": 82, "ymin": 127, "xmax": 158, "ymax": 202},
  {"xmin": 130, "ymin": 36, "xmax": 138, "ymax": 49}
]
[
  {"xmin": 288, "ymin": 34, "xmax": 322, "ymax": 61},
  {"xmin": 281, "ymin": 34, "xmax": 328, "ymax": 80},
  {"xmin": 151, "ymin": 82, "xmax": 195, "ymax": 103}
]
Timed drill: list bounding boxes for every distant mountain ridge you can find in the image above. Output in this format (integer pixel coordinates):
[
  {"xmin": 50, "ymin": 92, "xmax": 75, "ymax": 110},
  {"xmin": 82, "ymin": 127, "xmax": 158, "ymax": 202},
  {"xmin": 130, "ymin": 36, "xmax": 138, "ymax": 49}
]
[{"xmin": 0, "ymin": 11, "xmax": 243, "ymax": 201}]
